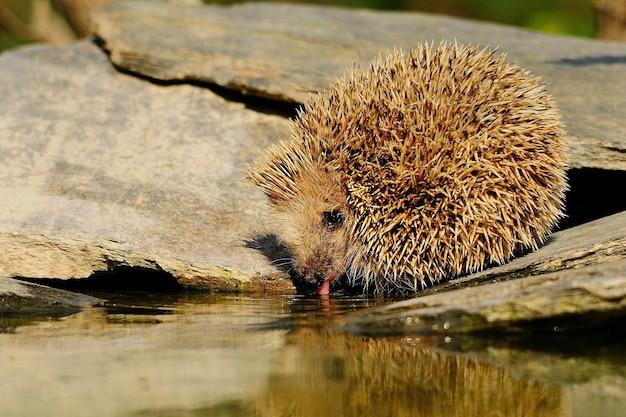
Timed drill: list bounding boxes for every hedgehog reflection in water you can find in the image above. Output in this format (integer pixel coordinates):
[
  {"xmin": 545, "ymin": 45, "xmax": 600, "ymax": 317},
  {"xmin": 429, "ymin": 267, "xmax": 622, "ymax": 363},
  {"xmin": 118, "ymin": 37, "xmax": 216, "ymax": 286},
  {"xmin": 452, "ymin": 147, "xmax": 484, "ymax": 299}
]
[{"xmin": 247, "ymin": 42, "xmax": 567, "ymax": 295}]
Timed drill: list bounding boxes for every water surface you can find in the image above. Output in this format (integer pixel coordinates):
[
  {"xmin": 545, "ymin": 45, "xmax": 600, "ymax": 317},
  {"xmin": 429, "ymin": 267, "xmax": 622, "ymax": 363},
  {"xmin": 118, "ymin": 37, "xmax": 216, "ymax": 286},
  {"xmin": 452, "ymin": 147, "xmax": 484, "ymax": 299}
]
[{"xmin": 1, "ymin": 292, "xmax": 624, "ymax": 417}]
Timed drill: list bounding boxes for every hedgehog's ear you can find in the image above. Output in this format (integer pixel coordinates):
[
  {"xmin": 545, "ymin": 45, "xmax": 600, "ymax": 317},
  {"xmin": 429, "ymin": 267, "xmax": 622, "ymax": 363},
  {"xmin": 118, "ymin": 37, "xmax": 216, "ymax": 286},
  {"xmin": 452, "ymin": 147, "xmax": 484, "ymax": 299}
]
[
  {"xmin": 247, "ymin": 138, "xmax": 320, "ymax": 205},
  {"xmin": 246, "ymin": 162, "xmax": 296, "ymax": 206},
  {"xmin": 246, "ymin": 149, "xmax": 303, "ymax": 206}
]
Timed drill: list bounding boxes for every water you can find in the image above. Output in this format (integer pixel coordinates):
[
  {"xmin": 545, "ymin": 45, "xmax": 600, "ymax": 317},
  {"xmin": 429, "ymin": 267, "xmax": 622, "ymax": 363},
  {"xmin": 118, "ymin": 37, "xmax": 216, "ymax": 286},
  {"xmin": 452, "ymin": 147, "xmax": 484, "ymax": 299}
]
[{"xmin": 1, "ymin": 292, "xmax": 624, "ymax": 417}]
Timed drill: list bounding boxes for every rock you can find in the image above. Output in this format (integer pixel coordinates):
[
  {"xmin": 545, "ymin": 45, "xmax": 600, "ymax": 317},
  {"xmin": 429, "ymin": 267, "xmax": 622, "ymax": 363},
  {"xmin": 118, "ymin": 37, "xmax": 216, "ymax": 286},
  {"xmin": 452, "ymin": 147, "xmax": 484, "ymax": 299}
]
[
  {"xmin": 0, "ymin": 277, "xmax": 98, "ymax": 318},
  {"xmin": 343, "ymin": 211, "xmax": 626, "ymax": 334},
  {"xmin": 92, "ymin": 1, "xmax": 626, "ymax": 170},
  {"xmin": 0, "ymin": 42, "xmax": 294, "ymax": 293}
]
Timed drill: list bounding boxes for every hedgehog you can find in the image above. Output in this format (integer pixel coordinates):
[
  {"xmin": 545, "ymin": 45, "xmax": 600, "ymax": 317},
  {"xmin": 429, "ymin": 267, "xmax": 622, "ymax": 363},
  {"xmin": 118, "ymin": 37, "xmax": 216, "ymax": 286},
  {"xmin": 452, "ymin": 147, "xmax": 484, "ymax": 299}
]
[{"xmin": 247, "ymin": 42, "xmax": 567, "ymax": 296}]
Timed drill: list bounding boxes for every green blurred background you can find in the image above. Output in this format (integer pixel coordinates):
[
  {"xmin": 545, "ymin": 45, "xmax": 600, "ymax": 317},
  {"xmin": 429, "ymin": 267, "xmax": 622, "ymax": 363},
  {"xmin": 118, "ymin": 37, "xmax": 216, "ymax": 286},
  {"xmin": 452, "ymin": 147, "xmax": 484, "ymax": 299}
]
[
  {"xmin": 295, "ymin": 0, "xmax": 597, "ymax": 36},
  {"xmin": 0, "ymin": 0, "xmax": 623, "ymax": 52}
]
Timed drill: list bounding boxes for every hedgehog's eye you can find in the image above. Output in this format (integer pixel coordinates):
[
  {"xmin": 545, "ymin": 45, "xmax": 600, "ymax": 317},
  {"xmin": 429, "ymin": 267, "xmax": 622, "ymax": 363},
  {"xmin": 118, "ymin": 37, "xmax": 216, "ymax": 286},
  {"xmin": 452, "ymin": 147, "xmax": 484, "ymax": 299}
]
[{"xmin": 323, "ymin": 209, "xmax": 344, "ymax": 229}]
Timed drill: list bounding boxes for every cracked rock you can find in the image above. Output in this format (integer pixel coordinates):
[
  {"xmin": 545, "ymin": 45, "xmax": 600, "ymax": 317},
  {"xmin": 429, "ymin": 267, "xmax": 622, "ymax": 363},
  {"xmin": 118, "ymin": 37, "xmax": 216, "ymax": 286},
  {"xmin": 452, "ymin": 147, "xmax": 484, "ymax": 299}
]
[
  {"xmin": 92, "ymin": 0, "xmax": 626, "ymax": 170},
  {"xmin": 0, "ymin": 42, "xmax": 294, "ymax": 293}
]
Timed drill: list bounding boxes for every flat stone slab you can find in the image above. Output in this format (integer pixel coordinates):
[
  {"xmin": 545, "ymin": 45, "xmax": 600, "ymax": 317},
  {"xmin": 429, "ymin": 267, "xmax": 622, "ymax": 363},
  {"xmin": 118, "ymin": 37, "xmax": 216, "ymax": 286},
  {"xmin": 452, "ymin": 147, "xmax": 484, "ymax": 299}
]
[
  {"xmin": 0, "ymin": 42, "xmax": 293, "ymax": 292},
  {"xmin": 92, "ymin": 1, "xmax": 626, "ymax": 170},
  {"xmin": 343, "ymin": 211, "xmax": 626, "ymax": 334},
  {"xmin": 0, "ymin": 277, "xmax": 98, "ymax": 318}
]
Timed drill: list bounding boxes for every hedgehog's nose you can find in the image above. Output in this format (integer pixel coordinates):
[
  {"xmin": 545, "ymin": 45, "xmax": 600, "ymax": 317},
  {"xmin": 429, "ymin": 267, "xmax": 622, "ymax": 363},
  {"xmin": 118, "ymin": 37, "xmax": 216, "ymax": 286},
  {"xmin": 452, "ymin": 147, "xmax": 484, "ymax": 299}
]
[{"xmin": 313, "ymin": 272, "xmax": 326, "ymax": 285}]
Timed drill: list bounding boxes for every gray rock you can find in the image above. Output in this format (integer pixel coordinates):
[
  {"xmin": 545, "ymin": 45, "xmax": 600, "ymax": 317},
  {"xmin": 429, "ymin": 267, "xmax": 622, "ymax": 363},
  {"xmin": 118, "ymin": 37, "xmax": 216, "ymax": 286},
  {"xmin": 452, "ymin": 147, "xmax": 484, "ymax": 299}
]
[
  {"xmin": 0, "ymin": 277, "xmax": 98, "ymax": 318},
  {"xmin": 92, "ymin": 1, "xmax": 626, "ymax": 170},
  {"xmin": 0, "ymin": 42, "xmax": 294, "ymax": 292},
  {"xmin": 343, "ymin": 211, "xmax": 626, "ymax": 334}
]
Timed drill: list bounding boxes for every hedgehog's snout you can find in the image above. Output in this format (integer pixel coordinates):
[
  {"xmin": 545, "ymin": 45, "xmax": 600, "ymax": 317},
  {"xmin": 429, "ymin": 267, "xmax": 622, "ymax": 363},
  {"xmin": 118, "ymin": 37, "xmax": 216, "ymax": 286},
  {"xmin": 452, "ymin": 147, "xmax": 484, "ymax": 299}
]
[
  {"xmin": 294, "ymin": 244, "xmax": 348, "ymax": 294},
  {"xmin": 312, "ymin": 272, "xmax": 326, "ymax": 285},
  {"xmin": 298, "ymin": 258, "xmax": 331, "ymax": 286}
]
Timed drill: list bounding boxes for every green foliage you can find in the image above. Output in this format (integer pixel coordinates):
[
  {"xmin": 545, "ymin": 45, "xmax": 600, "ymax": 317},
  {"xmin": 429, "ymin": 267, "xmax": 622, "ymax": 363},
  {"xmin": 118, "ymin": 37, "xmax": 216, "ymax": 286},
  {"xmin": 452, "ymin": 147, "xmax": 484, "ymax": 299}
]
[
  {"xmin": 292, "ymin": 0, "xmax": 597, "ymax": 38},
  {"xmin": 0, "ymin": 32, "xmax": 24, "ymax": 50}
]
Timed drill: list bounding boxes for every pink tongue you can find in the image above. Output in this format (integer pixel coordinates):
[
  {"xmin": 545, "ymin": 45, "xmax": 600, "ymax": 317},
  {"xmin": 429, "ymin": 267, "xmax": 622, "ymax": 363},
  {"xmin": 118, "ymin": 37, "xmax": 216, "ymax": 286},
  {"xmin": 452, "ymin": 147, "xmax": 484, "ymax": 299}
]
[{"xmin": 316, "ymin": 280, "xmax": 331, "ymax": 296}]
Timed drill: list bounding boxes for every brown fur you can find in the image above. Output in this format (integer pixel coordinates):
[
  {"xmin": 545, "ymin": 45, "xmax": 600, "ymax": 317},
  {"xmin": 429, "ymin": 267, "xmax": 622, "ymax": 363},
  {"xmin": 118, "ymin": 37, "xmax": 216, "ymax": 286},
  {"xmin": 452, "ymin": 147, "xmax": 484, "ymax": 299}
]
[{"xmin": 248, "ymin": 42, "xmax": 567, "ymax": 294}]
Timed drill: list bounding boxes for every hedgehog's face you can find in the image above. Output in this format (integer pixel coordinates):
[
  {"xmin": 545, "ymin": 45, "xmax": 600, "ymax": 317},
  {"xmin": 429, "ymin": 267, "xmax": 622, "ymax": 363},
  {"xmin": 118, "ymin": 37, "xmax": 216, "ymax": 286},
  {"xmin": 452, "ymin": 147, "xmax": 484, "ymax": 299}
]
[{"xmin": 270, "ymin": 170, "xmax": 351, "ymax": 294}]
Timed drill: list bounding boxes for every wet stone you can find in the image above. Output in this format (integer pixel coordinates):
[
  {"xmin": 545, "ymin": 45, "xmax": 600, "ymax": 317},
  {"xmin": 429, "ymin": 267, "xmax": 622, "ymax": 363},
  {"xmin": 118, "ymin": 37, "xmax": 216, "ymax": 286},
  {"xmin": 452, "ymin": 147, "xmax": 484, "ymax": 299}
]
[{"xmin": 0, "ymin": 277, "xmax": 98, "ymax": 330}]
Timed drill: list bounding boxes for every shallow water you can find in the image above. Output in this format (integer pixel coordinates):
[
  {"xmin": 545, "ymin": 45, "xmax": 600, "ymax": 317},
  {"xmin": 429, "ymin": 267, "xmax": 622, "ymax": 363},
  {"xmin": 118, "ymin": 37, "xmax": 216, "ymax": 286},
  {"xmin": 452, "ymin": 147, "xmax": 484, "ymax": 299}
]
[{"xmin": 1, "ymin": 292, "xmax": 625, "ymax": 417}]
